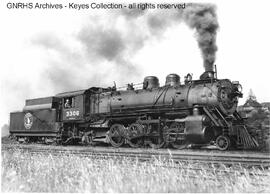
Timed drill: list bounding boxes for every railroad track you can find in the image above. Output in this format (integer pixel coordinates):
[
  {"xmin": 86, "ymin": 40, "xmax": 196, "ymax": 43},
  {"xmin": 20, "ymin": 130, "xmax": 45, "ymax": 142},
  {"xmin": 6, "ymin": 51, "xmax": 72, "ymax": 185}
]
[{"xmin": 2, "ymin": 143, "xmax": 270, "ymax": 167}]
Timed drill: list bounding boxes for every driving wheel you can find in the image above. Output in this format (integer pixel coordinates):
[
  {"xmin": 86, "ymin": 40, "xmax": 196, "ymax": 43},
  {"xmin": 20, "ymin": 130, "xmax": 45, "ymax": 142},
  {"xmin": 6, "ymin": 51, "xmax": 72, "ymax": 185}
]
[
  {"xmin": 148, "ymin": 135, "xmax": 165, "ymax": 149},
  {"xmin": 167, "ymin": 128, "xmax": 186, "ymax": 149},
  {"xmin": 108, "ymin": 124, "xmax": 125, "ymax": 148},
  {"xmin": 127, "ymin": 123, "xmax": 144, "ymax": 148}
]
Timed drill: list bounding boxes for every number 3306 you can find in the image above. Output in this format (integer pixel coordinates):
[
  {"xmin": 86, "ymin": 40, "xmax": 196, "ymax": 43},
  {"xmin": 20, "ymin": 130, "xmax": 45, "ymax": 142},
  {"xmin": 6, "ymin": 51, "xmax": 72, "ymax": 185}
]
[{"xmin": 66, "ymin": 110, "xmax": 79, "ymax": 117}]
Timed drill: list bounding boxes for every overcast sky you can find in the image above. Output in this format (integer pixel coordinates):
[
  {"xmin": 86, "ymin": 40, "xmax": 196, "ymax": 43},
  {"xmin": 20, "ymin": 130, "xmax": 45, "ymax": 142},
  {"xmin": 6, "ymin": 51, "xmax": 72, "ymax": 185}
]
[{"xmin": 0, "ymin": 0, "xmax": 270, "ymax": 127}]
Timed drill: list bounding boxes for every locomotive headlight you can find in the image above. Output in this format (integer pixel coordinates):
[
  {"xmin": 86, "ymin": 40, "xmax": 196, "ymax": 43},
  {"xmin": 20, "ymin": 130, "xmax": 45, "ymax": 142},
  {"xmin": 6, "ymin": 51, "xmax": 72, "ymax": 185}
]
[
  {"xmin": 231, "ymin": 81, "xmax": 243, "ymax": 98},
  {"xmin": 232, "ymin": 81, "xmax": 242, "ymax": 92},
  {"xmin": 237, "ymin": 84, "xmax": 242, "ymax": 93}
]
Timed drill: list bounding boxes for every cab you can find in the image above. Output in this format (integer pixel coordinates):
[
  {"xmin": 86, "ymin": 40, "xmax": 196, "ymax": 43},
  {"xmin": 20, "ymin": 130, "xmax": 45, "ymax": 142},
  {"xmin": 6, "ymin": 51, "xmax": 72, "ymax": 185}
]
[{"xmin": 56, "ymin": 90, "xmax": 89, "ymax": 122}]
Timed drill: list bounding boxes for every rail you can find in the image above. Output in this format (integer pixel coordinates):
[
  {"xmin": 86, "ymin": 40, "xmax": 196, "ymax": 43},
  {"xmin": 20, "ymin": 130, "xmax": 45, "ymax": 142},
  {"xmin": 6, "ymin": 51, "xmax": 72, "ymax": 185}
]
[{"xmin": 2, "ymin": 143, "xmax": 270, "ymax": 168}]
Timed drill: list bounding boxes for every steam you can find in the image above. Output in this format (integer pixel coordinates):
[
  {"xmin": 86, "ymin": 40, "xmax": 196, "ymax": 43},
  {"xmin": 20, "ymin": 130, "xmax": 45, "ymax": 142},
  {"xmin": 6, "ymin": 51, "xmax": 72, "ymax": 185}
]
[
  {"xmin": 78, "ymin": 27, "xmax": 138, "ymax": 73},
  {"xmin": 1, "ymin": 124, "xmax": 9, "ymax": 137},
  {"xmin": 31, "ymin": 3, "xmax": 218, "ymax": 93},
  {"xmin": 79, "ymin": 29, "xmax": 125, "ymax": 61},
  {"xmin": 120, "ymin": 8, "xmax": 146, "ymax": 19}
]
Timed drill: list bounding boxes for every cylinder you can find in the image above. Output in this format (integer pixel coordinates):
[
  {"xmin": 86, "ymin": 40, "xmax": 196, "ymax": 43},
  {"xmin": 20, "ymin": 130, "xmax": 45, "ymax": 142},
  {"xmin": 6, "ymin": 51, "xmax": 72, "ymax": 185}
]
[
  {"xmin": 165, "ymin": 74, "xmax": 180, "ymax": 86},
  {"xmin": 143, "ymin": 76, "xmax": 159, "ymax": 89},
  {"xmin": 185, "ymin": 115, "xmax": 214, "ymax": 144}
]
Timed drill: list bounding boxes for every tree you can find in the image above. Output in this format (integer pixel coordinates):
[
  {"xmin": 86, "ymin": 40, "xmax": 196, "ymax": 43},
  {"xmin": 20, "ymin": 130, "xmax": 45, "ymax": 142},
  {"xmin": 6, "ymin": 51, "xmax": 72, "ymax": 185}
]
[{"xmin": 248, "ymin": 89, "xmax": 257, "ymax": 101}]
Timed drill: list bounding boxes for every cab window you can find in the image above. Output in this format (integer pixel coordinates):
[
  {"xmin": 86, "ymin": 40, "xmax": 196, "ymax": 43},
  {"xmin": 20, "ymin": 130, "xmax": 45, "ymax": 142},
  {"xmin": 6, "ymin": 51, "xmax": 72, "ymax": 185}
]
[{"xmin": 64, "ymin": 97, "xmax": 74, "ymax": 109}]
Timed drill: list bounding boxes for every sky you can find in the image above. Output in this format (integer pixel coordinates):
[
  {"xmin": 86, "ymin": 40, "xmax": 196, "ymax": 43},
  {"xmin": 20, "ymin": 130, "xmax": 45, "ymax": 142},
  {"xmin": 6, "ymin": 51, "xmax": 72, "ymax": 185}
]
[{"xmin": 0, "ymin": 0, "xmax": 270, "ymax": 128}]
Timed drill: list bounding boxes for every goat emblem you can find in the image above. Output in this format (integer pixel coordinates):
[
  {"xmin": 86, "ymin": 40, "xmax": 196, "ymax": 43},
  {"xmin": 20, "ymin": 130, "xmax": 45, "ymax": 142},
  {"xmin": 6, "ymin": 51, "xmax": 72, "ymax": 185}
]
[{"xmin": 24, "ymin": 113, "xmax": 33, "ymax": 129}]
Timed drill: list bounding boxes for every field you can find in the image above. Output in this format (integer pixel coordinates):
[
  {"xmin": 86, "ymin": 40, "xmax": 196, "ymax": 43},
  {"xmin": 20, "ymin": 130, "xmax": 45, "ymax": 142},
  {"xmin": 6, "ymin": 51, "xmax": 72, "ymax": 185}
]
[{"xmin": 1, "ymin": 148, "xmax": 270, "ymax": 193}]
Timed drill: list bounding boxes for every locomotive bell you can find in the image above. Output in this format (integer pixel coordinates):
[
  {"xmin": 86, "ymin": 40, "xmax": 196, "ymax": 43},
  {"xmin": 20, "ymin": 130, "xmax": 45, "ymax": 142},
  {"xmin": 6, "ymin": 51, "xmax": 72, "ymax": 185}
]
[
  {"xmin": 165, "ymin": 74, "xmax": 180, "ymax": 86},
  {"xmin": 143, "ymin": 76, "xmax": 160, "ymax": 89}
]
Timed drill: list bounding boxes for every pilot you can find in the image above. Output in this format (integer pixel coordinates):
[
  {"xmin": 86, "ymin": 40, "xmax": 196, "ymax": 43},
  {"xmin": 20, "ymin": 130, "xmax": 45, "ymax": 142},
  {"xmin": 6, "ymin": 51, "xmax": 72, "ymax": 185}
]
[{"xmin": 65, "ymin": 99, "xmax": 71, "ymax": 108}]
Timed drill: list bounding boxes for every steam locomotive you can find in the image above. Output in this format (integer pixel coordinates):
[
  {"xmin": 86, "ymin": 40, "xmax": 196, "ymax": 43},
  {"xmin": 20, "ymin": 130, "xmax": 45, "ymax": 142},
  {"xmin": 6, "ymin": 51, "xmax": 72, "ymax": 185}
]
[{"xmin": 9, "ymin": 70, "xmax": 259, "ymax": 150}]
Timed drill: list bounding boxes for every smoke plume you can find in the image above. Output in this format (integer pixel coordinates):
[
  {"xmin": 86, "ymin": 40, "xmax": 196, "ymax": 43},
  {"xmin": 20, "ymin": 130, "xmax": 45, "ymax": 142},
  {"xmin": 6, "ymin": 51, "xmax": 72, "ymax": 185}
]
[
  {"xmin": 182, "ymin": 3, "xmax": 218, "ymax": 71},
  {"xmin": 145, "ymin": 3, "xmax": 218, "ymax": 71},
  {"xmin": 31, "ymin": 3, "xmax": 218, "ymax": 93}
]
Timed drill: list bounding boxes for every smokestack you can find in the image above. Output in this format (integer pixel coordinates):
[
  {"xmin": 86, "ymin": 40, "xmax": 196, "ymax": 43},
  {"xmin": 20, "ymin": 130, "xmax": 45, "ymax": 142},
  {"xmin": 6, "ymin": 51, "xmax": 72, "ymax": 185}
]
[{"xmin": 199, "ymin": 70, "xmax": 214, "ymax": 80}]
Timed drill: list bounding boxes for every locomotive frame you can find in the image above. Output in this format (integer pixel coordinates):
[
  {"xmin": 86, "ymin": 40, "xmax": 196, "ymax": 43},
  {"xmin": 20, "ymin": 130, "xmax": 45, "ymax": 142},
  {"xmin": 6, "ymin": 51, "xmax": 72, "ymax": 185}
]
[{"xmin": 9, "ymin": 70, "xmax": 260, "ymax": 150}]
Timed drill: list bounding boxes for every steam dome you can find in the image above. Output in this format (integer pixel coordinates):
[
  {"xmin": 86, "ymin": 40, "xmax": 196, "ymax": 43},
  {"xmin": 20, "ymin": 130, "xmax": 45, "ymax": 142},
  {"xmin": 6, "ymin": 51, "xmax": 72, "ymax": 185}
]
[
  {"xmin": 165, "ymin": 74, "xmax": 180, "ymax": 86},
  {"xmin": 143, "ymin": 76, "xmax": 159, "ymax": 89}
]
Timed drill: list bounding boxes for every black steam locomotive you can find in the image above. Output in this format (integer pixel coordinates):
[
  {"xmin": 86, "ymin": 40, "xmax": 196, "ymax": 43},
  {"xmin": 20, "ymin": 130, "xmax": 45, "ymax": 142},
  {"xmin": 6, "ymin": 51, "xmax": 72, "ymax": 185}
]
[{"xmin": 9, "ymin": 70, "xmax": 259, "ymax": 150}]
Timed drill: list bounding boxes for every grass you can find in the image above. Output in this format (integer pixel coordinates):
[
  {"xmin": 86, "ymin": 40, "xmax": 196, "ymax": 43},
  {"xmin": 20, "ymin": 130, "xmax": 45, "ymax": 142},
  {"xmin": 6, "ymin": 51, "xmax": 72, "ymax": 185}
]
[{"xmin": 1, "ymin": 148, "xmax": 270, "ymax": 193}]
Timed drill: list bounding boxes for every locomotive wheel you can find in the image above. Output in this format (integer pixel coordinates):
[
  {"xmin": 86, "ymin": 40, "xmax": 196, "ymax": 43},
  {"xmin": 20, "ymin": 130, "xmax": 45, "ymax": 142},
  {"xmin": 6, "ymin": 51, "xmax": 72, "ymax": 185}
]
[
  {"xmin": 128, "ymin": 137, "xmax": 144, "ymax": 148},
  {"xmin": 167, "ymin": 128, "xmax": 186, "ymax": 149},
  {"xmin": 216, "ymin": 135, "xmax": 231, "ymax": 151},
  {"xmin": 148, "ymin": 132, "xmax": 165, "ymax": 149},
  {"xmin": 147, "ymin": 123, "xmax": 166, "ymax": 149},
  {"xmin": 108, "ymin": 124, "xmax": 125, "ymax": 148},
  {"xmin": 44, "ymin": 137, "xmax": 55, "ymax": 145},
  {"xmin": 127, "ymin": 123, "xmax": 144, "ymax": 148},
  {"xmin": 148, "ymin": 137, "xmax": 165, "ymax": 149},
  {"xmin": 18, "ymin": 137, "xmax": 29, "ymax": 144}
]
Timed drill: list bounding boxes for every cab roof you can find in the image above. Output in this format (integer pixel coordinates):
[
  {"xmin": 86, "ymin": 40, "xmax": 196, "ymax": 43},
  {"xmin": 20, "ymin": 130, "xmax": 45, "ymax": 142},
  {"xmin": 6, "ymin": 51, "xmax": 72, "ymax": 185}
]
[
  {"xmin": 55, "ymin": 89, "xmax": 87, "ymax": 98},
  {"xmin": 55, "ymin": 87, "xmax": 112, "ymax": 98}
]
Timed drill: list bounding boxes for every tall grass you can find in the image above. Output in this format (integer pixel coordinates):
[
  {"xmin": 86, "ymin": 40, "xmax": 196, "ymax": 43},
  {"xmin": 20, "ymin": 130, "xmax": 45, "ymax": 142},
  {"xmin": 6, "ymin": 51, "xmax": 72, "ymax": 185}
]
[{"xmin": 1, "ymin": 149, "xmax": 270, "ymax": 193}]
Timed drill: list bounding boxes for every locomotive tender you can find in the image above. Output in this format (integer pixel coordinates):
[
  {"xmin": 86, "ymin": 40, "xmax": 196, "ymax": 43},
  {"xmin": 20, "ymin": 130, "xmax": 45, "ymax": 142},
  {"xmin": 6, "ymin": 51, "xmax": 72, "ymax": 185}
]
[{"xmin": 9, "ymin": 70, "xmax": 259, "ymax": 150}]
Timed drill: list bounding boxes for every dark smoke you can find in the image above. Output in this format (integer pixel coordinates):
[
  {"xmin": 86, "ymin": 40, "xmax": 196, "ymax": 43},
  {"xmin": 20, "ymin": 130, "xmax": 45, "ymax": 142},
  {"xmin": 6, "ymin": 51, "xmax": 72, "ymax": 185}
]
[
  {"xmin": 147, "ymin": 12, "xmax": 175, "ymax": 36},
  {"xmin": 145, "ymin": 4, "xmax": 218, "ymax": 71},
  {"xmin": 78, "ymin": 25, "xmax": 141, "ymax": 78},
  {"xmin": 79, "ymin": 28, "xmax": 125, "ymax": 61},
  {"xmin": 183, "ymin": 3, "xmax": 218, "ymax": 71}
]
